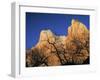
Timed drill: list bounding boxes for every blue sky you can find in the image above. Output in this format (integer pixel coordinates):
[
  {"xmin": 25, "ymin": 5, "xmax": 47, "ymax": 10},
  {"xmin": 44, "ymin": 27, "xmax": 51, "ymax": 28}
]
[{"xmin": 26, "ymin": 12, "xmax": 89, "ymax": 49}]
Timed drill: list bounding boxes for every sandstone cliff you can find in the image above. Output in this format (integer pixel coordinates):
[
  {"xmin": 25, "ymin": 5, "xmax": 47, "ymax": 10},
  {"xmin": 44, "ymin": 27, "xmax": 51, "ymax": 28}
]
[{"xmin": 26, "ymin": 19, "xmax": 89, "ymax": 67}]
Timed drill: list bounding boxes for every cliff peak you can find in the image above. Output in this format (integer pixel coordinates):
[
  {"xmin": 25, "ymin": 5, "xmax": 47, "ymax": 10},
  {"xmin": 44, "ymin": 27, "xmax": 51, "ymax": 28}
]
[{"xmin": 26, "ymin": 19, "xmax": 89, "ymax": 67}]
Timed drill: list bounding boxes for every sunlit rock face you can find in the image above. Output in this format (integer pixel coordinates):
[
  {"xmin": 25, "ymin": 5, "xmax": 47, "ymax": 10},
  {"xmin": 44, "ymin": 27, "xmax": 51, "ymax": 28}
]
[
  {"xmin": 39, "ymin": 30, "xmax": 55, "ymax": 42},
  {"xmin": 67, "ymin": 19, "xmax": 89, "ymax": 43},
  {"xmin": 26, "ymin": 19, "xmax": 90, "ymax": 67},
  {"xmin": 65, "ymin": 19, "xmax": 89, "ymax": 64}
]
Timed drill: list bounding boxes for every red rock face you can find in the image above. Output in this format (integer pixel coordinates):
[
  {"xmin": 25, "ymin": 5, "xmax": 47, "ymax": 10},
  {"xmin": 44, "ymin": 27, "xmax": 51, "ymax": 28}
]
[
  {"xmin": 65, "ymin": 19, "xmax": 89, "ymax": 64},
  {"xmin": 26, "ymin": 19, "xmax": 89, "ymax": 67}
]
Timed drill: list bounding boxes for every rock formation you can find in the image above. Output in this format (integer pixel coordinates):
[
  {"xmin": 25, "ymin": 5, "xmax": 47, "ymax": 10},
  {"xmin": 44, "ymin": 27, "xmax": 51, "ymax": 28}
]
[{"xmin": 26, "ymin": 19, "xmax": 89, "ymax": 67}]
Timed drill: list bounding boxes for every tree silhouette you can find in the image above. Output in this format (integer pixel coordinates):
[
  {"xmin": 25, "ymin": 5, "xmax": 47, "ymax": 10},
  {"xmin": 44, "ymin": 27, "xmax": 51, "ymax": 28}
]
[{"xmin": 41, "ymin": 32, "xmax": 71, "ymax": 65}]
